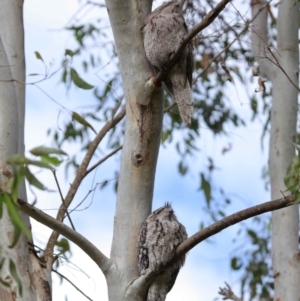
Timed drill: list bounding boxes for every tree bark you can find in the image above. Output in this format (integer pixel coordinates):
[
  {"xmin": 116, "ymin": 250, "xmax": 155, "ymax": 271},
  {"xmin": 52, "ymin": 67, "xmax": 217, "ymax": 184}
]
[
  {"xmin": 104, "ymin": 0, "xmax": 164, "ymax": 300},
  {"xmin": 252, "ymin": 0, "xmax": 300, "ymax": 299},
  {"xmin": 0, "ymin": 1, "xmax": 52, "ymax": 300}
]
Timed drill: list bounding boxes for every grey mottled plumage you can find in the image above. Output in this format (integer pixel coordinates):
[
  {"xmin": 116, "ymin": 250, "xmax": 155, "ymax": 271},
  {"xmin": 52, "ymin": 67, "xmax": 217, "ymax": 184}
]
[
  {"xmin": 137, "ymin": 203, "xmax": 187, "ymax": 301},
  {"xmin": 143, "ymin": 1, "xmax": 194, "ymax": 124}
]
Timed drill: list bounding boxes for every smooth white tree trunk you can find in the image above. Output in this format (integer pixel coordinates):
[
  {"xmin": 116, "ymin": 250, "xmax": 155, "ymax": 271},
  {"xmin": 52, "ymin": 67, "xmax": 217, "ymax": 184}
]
[
  {"xmin": 0, "ymin": 1, "xmax": 52, "ymax": 300},
  {"xmin": 252, "ymin": 0, "xmax": 300, "ymax": 299},
  {"xmin": 105, "ymin": 1, "xmax": 164, "ymax": 300}
]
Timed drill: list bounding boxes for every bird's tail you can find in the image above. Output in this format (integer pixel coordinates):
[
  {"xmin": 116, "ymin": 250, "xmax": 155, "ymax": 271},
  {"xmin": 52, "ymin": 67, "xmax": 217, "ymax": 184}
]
[{"xmin": 171, "ymin": 75, "xmax": 193, "ymax": 125}]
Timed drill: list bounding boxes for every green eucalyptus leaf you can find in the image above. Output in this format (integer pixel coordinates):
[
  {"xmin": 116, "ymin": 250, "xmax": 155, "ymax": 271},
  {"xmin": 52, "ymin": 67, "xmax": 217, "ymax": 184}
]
[
  {"xmin": 34, "ymin": 51, "xmax": 44, "ymax": 62},
  {"xmin": 10, "ymin": 171, "xmax": 25, "ymax": 202},
  {"xmin": 231, "ymin": 257, "xmax": 242, "ymax": 270},
  {"xmin": 199, "ymin": 173, "xmax": 211, "ymax": 206},
  {"xmin": 9, "ymin": 259, "xmax": 23, "ymax": 296},
  {"xmin": 41, "ymin": 155, "xmax": 62, "ymax": 166},
  {"xmin": 0, "ymin": 193, "xmax": 3, "ymax": 219},
  {"xmin": 24, "ymin": 167, "xmax": 46, "ymax": 190},
  {"xmin": 65, "ymin": 49, "xmax": 74, "ymax": 57},
  {"xmin": 55, "ymin": 238, "xmax": 71, "ymax": 255},
  {"xmin": 70, "ymin": 68, "xmax": 94, "ymax": 90},
  {"xmin": 30, "ymin": 146, "xmax": 67, "ymax": 157},
  {"xmin": 4, "ymin": 195, "xmax": 31, "ymax": 247},
  {"xmin": 72, "ymin": 112, "xmax": 96, "ymax": 134}
]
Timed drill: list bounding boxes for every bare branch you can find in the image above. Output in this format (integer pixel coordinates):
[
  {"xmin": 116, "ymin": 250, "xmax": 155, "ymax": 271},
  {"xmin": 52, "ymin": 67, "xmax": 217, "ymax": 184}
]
[
  {"xmin": 129, "ymin": 194, "xmax": 297, "ymax": 292},
  {"xmin": 85, "ymin": 145, "xmax": 123, "ymax": 176},
  {"xmin": 232, "ymin": 1, "xmax": 299, "ymax": 91},
  {"xmin": 44, "ymin": 106, "xmax": 126, "ymax": 266},
  {"xmin": 52, "ymin": 269, "xmax": 94, "ymax": 301},
  {"xmin": 17, "ymin": 198, "xmax": 113, "ymax": 275},
  {"xmin": 219, "ymin": 282, "xmax": 242, "ymax": 301},
  {"xmin": 265, "ymin": 47, "xmax": 300, "ymax": 92},
  {"xmin": 175, "ymin": 194, "xmax": 296, "ymax": 258},
  {"xmin": 155, "ymin": 0, "xmax": 232, "ymax": 85},
  {"xmin": 193, "ymin": 0, "xmax": 271, "ymax": 84},
  {"xmin": 52, "ymin": 170, "xmax": 76, "ymax": 231}
]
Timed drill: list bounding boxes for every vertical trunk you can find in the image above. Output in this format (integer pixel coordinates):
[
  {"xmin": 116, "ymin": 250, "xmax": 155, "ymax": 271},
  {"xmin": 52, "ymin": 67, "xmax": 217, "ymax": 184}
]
[
  {"xmin": 252, "ymin": 0, "xmax": 300, "ymax": 299},
  {"xmin": 269, "ymin": 0, "xmax": 300, "ymax": 299},
  {"xmin": 0, "ymin": 0, "xmax": 27, "ymax": 202},
  {"xmin": 105, "ymin": 1, "xmax": 164, "ymax": 300},
  {"xmin": 0, "ymin": 1, "xmax": 52, "ymax": 300}
]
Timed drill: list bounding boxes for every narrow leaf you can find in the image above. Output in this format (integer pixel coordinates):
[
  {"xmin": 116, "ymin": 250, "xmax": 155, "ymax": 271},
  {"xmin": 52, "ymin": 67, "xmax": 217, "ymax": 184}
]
[
  {"xmin": 24, "ymin": 167, "xmax": 46, "ymax": 190},
  {"xmin": 70, "ymin": 68, "xmax": 94, "ymax": 90},
  {"xmin": 200, "ymin": 173, "xmax": 212, "ymax": 206},
  {"xmin": 9, "ymin": 259, "xmax": 23, "ymax": 296},
  {"xmin": 0, "ymin": 192, "xmax": 3, "ymax": 218},
  {"xmin": 72, "ymin": 112, "xmax": 96, "ymax": 134},
  {"xmin": 30, "ymin": 146, "xmax": 67, "ymax": 156},
  {"xmin": 41, "ymin": 155, "xmax": 62, "ymax": 166},
  {"xmin": 4, "ymin": 195, "xmax": 31, "ymax": 247},
  {"xmin": 34, "ymin": 51, "xmax": 44, "ymax": 62}
]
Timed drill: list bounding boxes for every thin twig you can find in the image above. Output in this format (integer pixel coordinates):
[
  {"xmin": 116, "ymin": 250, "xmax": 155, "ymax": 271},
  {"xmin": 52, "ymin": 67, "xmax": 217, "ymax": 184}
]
[
  {"xmin": 164, "ymin": 102, "xmax": 176, "ymax": 113},
  {"xmin": 193, "ymin": 0, "xmax": 272, "ymax": 84},
  {"xmin": 52, "ymin": 170, "xmax": 76, "ymax": 231},
  {"xmin": 231, "ymin": 1, "xmax": 299, "ymax": 92},
  {"xmin": 155, "ymin": 0, "xmax": 232, "ymax": 85},
  {"xmin": 265, "ymin": 47, "xmax": 300, "ymax": 92},
  {"xmin": 85, "ymin": 145, "xmax": 123, "ymax": 176},
  {"xmin": 52, "ymin": 269, "xmax": 93, "ymax": 301},
  {"xmin": 44, "ymin": 106, "xmax": 126, "ymax": 266},
  {"xmin": 17, "ymin": 198, "xmax": 113, "ymax": 274},
  {"xmin": 218, "ymin": 282, "xmax": 242, "ymax": 301}
]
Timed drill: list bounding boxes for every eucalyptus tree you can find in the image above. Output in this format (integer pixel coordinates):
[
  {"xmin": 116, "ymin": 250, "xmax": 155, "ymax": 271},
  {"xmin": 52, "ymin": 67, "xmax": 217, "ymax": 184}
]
[{"xmin": 0, "ymin": 0, "xmax": 299, "ymax": 301}]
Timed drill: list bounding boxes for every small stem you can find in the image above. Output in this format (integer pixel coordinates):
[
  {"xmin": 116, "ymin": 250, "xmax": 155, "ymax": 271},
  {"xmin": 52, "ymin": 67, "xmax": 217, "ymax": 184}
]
[{"xmin": 52, "ymin": 170, "xmax": 76, "ymax": 230}]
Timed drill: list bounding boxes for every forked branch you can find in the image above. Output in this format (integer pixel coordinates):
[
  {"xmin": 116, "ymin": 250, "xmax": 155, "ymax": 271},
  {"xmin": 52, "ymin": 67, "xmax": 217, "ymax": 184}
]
[
  {"xmin": 44, "ymin": 105, "xmax": 126, "ymax": 265},
  {"xmin": 219, "ymin": 282, "xmax": 242, "ymax": 301}
]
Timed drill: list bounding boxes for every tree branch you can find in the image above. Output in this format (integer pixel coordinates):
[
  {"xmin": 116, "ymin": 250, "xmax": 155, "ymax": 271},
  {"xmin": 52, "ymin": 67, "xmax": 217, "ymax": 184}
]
[
  {"xmin": 232, "ymin": 1, "xmax": 299, "ymax": 91},
  {"xmin": 52, "ymin": 269, "xmax": 93, "ymax": 301},
  {"xmin": 218, "ymin": 282, "xmax": 242, "ymax": 301},
  {"xmin": 128, "ymin": 194, "xmax": 297, "ymax": 293},
  {"xmin": 17, "ymin": 198, "xmax": 113, "ymax": 276},
  {"xmin": 84, "ymin": 145, "xmax": 123, "ymax": 176},
  {"xmin": 193, "ymin": 0, "xmax": 271, "ymax": 84},
  {"xmin": 52, "ymin": 169, "xmax": 76, "ymax": 231},
  {"xmin": 44, "ymin": 106, "xmax": 126, "ymax": 265},
  {"xmin": 175, "ymin": 194, "xmax": 296, "ymax": 258},
  {"xmin": 155, "ymin": 0, "xmax": 232, "ymax": 85}
]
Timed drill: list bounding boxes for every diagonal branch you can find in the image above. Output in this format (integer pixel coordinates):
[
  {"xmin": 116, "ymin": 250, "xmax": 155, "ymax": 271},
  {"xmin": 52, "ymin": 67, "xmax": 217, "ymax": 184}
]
[
  {"xmin": 52, "ymin": 169, "xmax": 76, "ymax": 231},
  {"xmin": 155, "ymin": 0, "xmax": 232, "ymax": 85},
  {"xmin": 128, "ymin": 194, "xmax": 297, "ymax": 293},
  {"xmin": 175, "ymin": 194, "xmax": 296, "ymax": 258},
  {"xmin": 44, "ymin": 105, "xmax": 126, "ymax": 266},
  {"xmin": 193, "ymin": 0, "xmax": 271, "ymax": 84},
  {"xmin": 84, "ymin": 145, "xmax": 123, "ymax": 176},
  {"xmin": 17, "ymin": 198, "xmax": 113, "ymax": 276}
]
